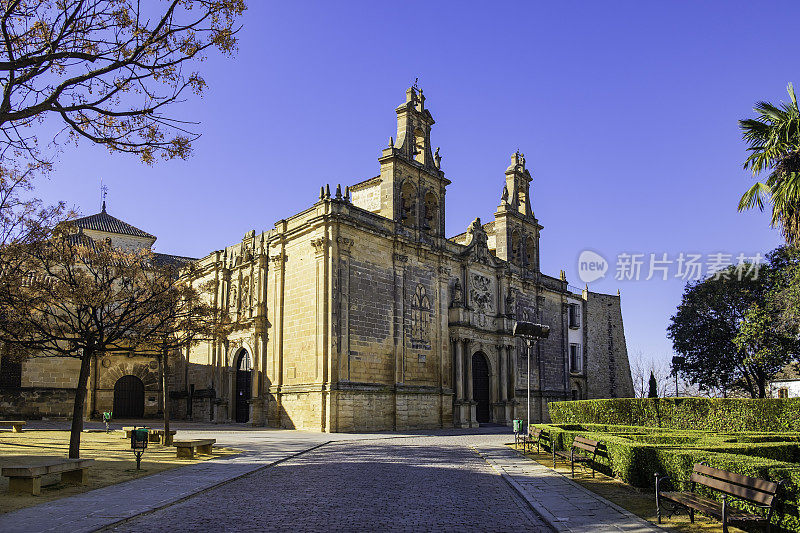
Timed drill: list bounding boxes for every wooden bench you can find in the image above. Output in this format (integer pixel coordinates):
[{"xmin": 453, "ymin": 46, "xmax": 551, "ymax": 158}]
[
  {"xmin": 0, "ymin": 420, "xmax": 26, "ymax": 432},
  {"xmin": 2, "ymin": 458, "xmax": 94, "ymax": 495},
  {"xmin": 656, "ymin": 463, "xmax": 781, "ymax": 533},
  {"xmin": 523, "ymin": 427, "xmax": 550, "ymax": 454},
  {"xmin": 552, "ymin": 435, "xmax": 600, "ymax": 478},
  {"xmin": 174, "ymin": 438, "xmax": 216, "ymax": 458}
]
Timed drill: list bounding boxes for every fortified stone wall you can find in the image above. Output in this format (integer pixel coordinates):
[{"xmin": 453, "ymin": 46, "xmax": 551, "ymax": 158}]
[
  {"xmin": 585, "ymin": 292, "xmax": 634, "ymax": 399},
  {"xmin": 22, "ymin": 357, "xmax": 81, "ymax": 388},
  {"xmin": 0, "ymin": 388, "xmax": 75, "ymax": 418}
]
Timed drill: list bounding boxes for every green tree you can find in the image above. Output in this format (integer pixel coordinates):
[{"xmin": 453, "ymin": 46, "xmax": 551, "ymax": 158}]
[
  {"xmin": 739, "ymin": 83, "xmax": 800, "ymax": 245},
  {"xmin": 648, "ymin": 371, "xmax": 658, "ymax": 398},
  {"xmin": 668, "ymin": 251, "xmax": 800, "ymax": 398}
]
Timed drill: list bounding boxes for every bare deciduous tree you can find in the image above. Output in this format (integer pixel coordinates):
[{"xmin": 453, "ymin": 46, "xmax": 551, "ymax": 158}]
[
  {"xmin": 0, "ymin": 229, "xmax": 209, "ymax": 458},
  {"xmin": 1, "ymin": 0, "xmax": 246, "ymax": 165}
]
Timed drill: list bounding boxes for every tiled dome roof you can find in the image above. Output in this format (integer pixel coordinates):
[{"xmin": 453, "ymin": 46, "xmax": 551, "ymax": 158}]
[{"xmin": 72, "ymin": 202, "xmax": 156, "ymax": 240}]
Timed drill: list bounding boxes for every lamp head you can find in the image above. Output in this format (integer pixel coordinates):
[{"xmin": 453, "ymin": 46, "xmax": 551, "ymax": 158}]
[{"xmin": 513, "ymin": 322, "xmax": 550, "ymax": 339}]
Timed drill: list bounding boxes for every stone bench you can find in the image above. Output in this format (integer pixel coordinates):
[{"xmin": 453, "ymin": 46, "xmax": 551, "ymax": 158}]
[
  {"xmin": 174, "ymin": 439, "xmax": 216, "ymax": 459},
  {"xmin": 2, "ymin": 458, "xmax": 94, "ymax": 495},
  {"xmin": 121, "ymin": 426, "xmax": 150, "ymax": 439},
  {"xmin": 0, "ymin": 420, "xmax": 26, "ymax": 433},
  {"xmin": 151, "ymin": 429, "xmax": 177, "ymax": 444}
]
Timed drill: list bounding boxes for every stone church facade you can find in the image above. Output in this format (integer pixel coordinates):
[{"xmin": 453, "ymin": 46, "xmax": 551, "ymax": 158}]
[
  {"xmin": 183, "ymin": 87, "xmax": 633, "ymax": 431},
  {"xmin": 0, "ymin": 87, "xmax": 633, "ymax": 430}
]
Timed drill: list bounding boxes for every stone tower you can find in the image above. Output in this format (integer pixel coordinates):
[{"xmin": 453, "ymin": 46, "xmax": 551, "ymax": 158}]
[
  {"xmin": 376, "ymin": 87, "xmax": 450, "ymax": 238},
  {"xmin": 493, "ymin": 151, "xmax": 542, "ymax": 270}
]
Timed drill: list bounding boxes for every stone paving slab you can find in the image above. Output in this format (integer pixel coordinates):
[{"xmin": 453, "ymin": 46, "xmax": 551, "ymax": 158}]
[
  {"xmin": 474, "ymin": 444, "xmax": 665, "ymax": 533},
  {"xmin": 0, "ymin": 439, "xmax": 328, "ymax": 533}
]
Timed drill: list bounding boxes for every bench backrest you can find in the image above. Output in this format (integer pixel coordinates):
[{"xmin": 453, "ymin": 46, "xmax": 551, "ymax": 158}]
[
  {"xmin": 691, "ymin": 463, "xmax": 779, "ymax": 507},
  {"xmin": 572, "ymin": 436, "xmax": 600, "ymax": 454}
]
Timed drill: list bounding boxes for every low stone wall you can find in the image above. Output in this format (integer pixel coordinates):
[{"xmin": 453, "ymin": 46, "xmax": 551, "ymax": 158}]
[{"xmin": 0, "ymin": 387, "xmax": 75, "ymax": 419}]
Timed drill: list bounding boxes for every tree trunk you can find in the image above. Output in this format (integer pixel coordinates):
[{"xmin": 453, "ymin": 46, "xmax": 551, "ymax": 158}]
[
  {"xmin": 69, "ymin": 351, "xmax": 93, "ymax": 458},
  {"xmin": 161, "ymin": 346, "xmax": 172, "ymax": 445}
]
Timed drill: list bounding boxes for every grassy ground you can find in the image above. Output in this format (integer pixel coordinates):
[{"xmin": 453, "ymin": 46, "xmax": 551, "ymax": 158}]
[
  {"xmin": 508, "ymin": 443, "xmax": 748, "ymax": 533},
  {"xmin": 0, "ymin": 429, "xmax": 239, "ymax": 514}
]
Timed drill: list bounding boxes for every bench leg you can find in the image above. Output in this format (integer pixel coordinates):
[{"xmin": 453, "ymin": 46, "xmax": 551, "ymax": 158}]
[
  {"xmin": 149, "ymin": 433, "xmax": 160, "ymax": 443},
  {"xmin": 198, "ymin": 444, "xmax": 213, "ymax": 455},
  {"xmin": 722, "ymin": 496, "xmax": 728, "ymax": 533},
  {"xmin": 570, "ymin": 449, "xmax": 575, "ymax": 478},
  {"xmin": 62, "ymin": 468, "xmax": 88, "ymax": 485},
  {"xmin": 689, "ymin": 508, "xmax": 694, "ymax": 523},
  {"xmin": 177, "ymin": 447, "xmax": 194, "ymax": 459},
  {"xmin": 9, "ymin": 476, "xmax": 41, "ymax": 496}
]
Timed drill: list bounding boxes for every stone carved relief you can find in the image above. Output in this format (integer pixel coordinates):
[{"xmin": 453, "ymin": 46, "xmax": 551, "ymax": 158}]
[
  {"xmin": 410, "ymin": 283, "xmax": 431, "ymax": 349},
  {"xmin": 230, "ymin": 284, "xmax": 238, "ymax": 311},
  {"xmin": 450, "ymin": 278, "xmax": 463, "ymax": 308},
  {"xmin": 470, "ymin": 273, "xmax": 492, "ymax": 313},
  {"xmin": 241, "ymin": 276, "xmax": 250, "ymax": 309},
  {"xmin": 460, "ymin": 217, "xmax": 496, "ymax": 266},
  {"xmin": 505, "ymin": 289, "xmax": 517, "ymax": 317},
  {"xmin": 470, "ymin": 273, "xmax": 493, "ymax": 328},
  {"xmin": 310, "ymin": 237, "xmax": 326, "ymax": 256}
]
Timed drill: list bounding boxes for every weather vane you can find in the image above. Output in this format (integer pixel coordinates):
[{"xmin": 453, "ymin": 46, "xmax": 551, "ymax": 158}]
[
  {"xmin": 413, "ymin": 77, "xmax": 419, "ymax": 90},
  {"xmin": 100, "ymin": 179, "xmax": 108, "ymax": 210}
]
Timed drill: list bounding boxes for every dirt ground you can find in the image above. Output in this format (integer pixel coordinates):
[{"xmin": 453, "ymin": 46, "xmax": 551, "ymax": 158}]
[{"xmin": 0, "ymin": 429, "xmax": 238, "ymax": 514}]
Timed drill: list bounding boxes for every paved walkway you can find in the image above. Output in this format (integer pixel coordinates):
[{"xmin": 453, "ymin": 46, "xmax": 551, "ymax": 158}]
[
  {"xmin": 0, "ymin": 424, "xmax": 666, "ymax": 532},
  {"xmin": 0, "ymin": 430, "xmax": 332, "ymax": 533},
  {"xmin": 110, "ymin": 434, "xmax": 550, "ymax": 532},
  {"xmin": 475, "ymin": 445, "xmax": 664, "ymax": 533}
]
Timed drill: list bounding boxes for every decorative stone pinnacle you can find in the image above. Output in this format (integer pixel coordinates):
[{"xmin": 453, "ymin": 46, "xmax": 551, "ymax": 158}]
[
  {"xmin": 319, "ymin": 186, "xmax": 325, "ymax": 200},
  {"xmin": 325, "ymin": 184, "xmax": 331, "ymax": 198},
  {"xmin": 335, "ymin": 184, "xmax": 342, "ymax": 199}
]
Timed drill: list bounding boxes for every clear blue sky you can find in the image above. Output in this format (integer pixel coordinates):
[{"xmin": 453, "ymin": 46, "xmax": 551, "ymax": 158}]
[{"xmin": 33, "ymin": 1, "xmax": 793, "ymax": 364}]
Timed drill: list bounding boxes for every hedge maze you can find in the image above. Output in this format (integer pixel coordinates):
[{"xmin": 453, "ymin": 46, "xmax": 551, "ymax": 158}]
[{"xmin": 535, "ymin": 398, "xmax": 800, "ymax": 531}]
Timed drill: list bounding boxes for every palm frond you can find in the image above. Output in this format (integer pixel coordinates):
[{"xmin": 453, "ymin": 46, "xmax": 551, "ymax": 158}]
[{"xmin": 738, "ymin": 181, "xmax": 771, "ymax": 212}]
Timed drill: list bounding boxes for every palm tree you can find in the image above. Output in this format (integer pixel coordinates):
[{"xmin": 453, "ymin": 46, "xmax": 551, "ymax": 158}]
[{"xmin": 739, "ymin": 83, "xmax": 800, "ymax": 245}]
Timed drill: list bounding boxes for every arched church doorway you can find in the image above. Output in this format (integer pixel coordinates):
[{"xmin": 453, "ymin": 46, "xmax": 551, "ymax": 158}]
[
  {"xmin": 235, "ymin": 350, "xmax": 252, "ymax": 423},
  {"xmin": 472, "ymin": 352, "xmax": 491, "ymax": 423},
  {"xmin": 113, "ymin": 375, "xmax": 144, "ymax": 418}
]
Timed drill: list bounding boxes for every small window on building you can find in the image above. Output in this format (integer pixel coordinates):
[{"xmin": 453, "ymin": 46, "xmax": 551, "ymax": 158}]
[
  {"xmin": 778, "ymin": 387, "xmax": 789, "ymax": 399},
  {"xmin": 0, "ymin": 355, "xmax": 22, "ymax": 388},
  {"xmin": 568, "ymin": 303, "xmax": 581, "ymax": 328},
  {"xmin": 569, "ymin": 344, "xmax": 582, "ymax": 374}
]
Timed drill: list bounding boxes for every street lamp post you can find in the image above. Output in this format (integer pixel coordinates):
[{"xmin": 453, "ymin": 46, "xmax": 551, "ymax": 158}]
[
  {"xmin": 513, "ymin": 322, "xmax": 550, "ymax": 431},
  {"xmin": 671, "ymin": 356, "xmax": 685, "ymax": 398}
]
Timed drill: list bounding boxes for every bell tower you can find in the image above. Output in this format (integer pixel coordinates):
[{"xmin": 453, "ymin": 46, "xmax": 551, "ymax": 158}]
[
  {"xmin": 494, "ymin": 151, "xmax": 542, "ymax": 270},
  {"xmin": 376, "ymin": 86, "xmax": 450, "ymax": 238}
]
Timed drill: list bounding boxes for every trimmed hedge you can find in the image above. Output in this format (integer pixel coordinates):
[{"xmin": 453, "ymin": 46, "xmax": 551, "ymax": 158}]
[
  {"xmin": 533, "ymin": 423, "xmax": 800, "ymax": 531},
  {"xmin": 549, "ymin": 397, "xmax": 800, "ymax": 432}
]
